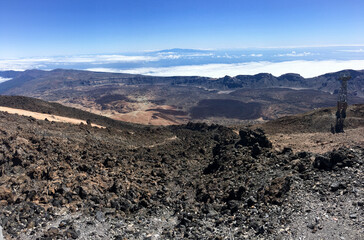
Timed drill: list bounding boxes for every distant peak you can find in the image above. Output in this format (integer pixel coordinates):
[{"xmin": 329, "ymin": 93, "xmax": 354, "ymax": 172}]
[
  {"xmin": 279, "ymin": 73, "xmax": 303, "ymax": 78},
  {"xmin": 254, "ymin": 73, "xmax": 274, "ymax": 77},
  {"xmin": 156, "ymin": 48, "xmax": 210, "ymax": 53}
]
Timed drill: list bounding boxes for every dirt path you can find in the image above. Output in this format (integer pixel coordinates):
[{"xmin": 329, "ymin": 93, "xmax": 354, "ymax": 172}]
[{"xmin": 0, "ymin": 106, "xmax": 105, "ymax": 128}]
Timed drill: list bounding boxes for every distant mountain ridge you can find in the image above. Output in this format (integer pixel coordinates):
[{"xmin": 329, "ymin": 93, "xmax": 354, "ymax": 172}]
[
  {"xmin": 0, "ymin": 68, "xmax": 363, "ymax": 125},
  {"xmin": 0, "ymin": 69, "xmax": 363, "ymax": 97}
]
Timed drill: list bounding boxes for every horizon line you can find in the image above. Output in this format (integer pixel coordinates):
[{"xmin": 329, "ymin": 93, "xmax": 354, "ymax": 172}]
[{"xmin": 2, "ymin": 44, "xmax": 364, "ymax": 60}]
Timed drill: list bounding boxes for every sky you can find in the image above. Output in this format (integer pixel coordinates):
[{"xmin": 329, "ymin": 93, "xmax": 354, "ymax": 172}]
[
  {"xmin": 1, "ymin": 0, "xmax": 364, "ymax": 57},
  {"xmin": 0, "ymin": 0, "xmax": 363, "ymax": 77}
]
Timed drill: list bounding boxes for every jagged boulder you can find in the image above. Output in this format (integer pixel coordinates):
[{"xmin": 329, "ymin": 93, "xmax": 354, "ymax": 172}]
[
  {"xmin": 313, "ymin": 148, "xmax": 357, "ymax": 170},
  {"xmin": 236, "ymin": 128, "xmax": 272, "ymax": 148},
  {"xmin": 0, "ymin": 186, "xmax": 13, "ymax": 205},
  {"xmin": 258, "ymin": 177, "xmax": 291, "ymax": 205}
]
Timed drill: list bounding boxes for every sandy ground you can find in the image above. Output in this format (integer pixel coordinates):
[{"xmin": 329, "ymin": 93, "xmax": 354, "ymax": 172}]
[
  {"xmin": 0, "ymin": 106, "xmax": 104, "ymax": 128},
  {"xmin": 268, "ymin": 127, "xmax": 364, "ymax": 154},
  {"xmin": 110, "ymin": 110, "xmax": 180, "ymax": 126},
  {"xmin": 58, "ymin": 100, "xmax": 187, "ymax": 126}
]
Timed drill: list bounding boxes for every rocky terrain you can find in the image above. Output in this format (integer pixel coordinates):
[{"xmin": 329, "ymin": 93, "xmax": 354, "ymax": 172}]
[
  {"xmin": 252, "ymin": 104, "xmax": 364, "ymax": 154},
  {"xmin": 0, "ymin": 69, "xmax": 363, "ymax": 125},
  {"xmin": 0, "ymin": 97, "xmax": 362, "ymax": 239},
  {"xmin": 254, "ymin": 104, "xmax": 364, "ymax": 135}
]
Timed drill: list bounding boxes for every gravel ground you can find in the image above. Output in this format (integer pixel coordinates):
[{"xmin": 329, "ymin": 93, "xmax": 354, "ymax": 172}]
[{"xmin": 0, "ymin": 111, "xmax": 362, "ymax": 239}]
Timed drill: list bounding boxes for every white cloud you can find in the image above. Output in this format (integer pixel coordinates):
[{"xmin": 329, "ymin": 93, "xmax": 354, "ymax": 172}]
[
  {"xmin": 85, "ymin": 68, "xmax": 125, "ymax": 73},
  {"xmin": 0, "ymin": 58, "xmax": 46, "ymax": 71},
  {"xmin": 0, "ymin": 52, "xmax": 220, "ymax": 71},
  {"xmin": 0, "ymin": 77, "xmax": 12, "ymax": 83},
  {"xmin": 159, "ymin": 54, "xmax": 182, "ymax": 59},
  {"xmin": 0, "ymin": 55, "xmax": 161, "ymax": 71},
  {"xmin": 87, "ymin": 60, "xmax": 364, "ymax": 78},
  {"xmin": 93, "ymin": 55, "xmax": 159, "ymax": 62},
  {"xmin": 276, "ymin": 51, "xmax": 314, "ymax": 57},
  {"xmin": 338, "ymin": 48, "xmax": 364, "ymax": 53},
  {"xmin": 247, "ymin": 44, "xmax": 364, "ymax": 49},
  {"xmin": 250, "ymin": 54, "xmax": 263, "ymax": 57},
  {"xmin": 187, "ymin": 53, "xmax": 214, "ymax": 57},
  {"xmin": 156, "ymin": 52, "xmax": 214, "ymax": 59}
]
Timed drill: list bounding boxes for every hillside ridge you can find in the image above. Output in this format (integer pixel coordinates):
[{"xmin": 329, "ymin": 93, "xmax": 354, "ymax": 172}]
[
  {"xmin": 1, "ymin": 68, "xmax": 363, "ymax": 96},
  {"xmin": 0, "ymin": 95, "xmax": 146, "ymax": 130},
  {"xmin": 0, "ymin": 69, "xmax": 363, "ymax": 125}
]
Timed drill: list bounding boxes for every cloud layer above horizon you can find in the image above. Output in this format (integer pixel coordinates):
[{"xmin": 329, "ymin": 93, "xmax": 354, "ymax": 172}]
[
  {"xmin": 87, "ymin": 60, "xmax": 364, "ymax": 78},
  {"xmin": 0, "ymin": 47, "xmax": 363, "ymax": 78}
]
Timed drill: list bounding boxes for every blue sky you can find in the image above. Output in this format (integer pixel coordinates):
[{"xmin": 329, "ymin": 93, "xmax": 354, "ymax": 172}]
[
  {"xmin": 1, "ymin": 0, "xmax": 364, "ymax": 58},
  {"xmin": 0, "ymin": 0, "xmax": 363, "ymax": 78}
]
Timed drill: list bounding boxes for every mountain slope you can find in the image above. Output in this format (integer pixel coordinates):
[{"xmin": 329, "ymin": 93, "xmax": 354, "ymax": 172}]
[
  {"xmin": 0, "ymin": 102, "xmax": 362, "ymax": 239},
  {"xmin": 254, "ymin": 104, "xmax": 364, "ymax": 134},
  {"xmin": 251, "ymin": 104, "xmax": 364, "ymax": 154},
  {"xmin": 0, "ymin": 69, "xmax": 363, "ymax": 125},
  {"xmin": 1, "ymin": 69, "xmax": 363, "ymax": 96},
  {"xmin": 0, "ymin": 95, "xmax": 146, "ymax": 130}
]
